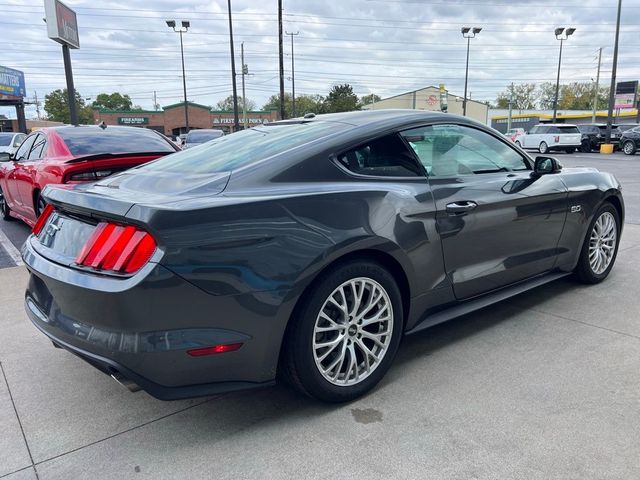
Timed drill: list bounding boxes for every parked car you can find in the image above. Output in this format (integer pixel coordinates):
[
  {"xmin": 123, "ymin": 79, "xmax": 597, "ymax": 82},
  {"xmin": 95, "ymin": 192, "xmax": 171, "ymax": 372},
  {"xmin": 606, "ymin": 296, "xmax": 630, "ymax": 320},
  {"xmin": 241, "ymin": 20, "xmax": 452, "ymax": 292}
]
[
  {"xmin": 577, "ymin": 124, "xmax": 622, "ymax": 152},
  {"xmin": 621, "ymin": 125, "xmax": 640, "ymax": 155},
  {"xmin": 22, "ymin": 111, "xmax": 623, "ymax": 403},
  {"xmin": 615, "ymin": 124, "xmax": 639, "ymax": 133},
  {"xmin": 183, "ymin": 129, "xmax": 225, "ymax": 149},
  {"xmin": 516, "ymin": 124, "xmax": 582, "ymax": 153},
  {"xmin": 0, "ymin": 132, "xmax": 26, "ymax": 156},
  {"xmin": 505, "ymin": 128, "xmax": 525, "ymax": 143},
  {"xmin": 0, "ymin": 125, "xmax": 179, "ymax": 227}
]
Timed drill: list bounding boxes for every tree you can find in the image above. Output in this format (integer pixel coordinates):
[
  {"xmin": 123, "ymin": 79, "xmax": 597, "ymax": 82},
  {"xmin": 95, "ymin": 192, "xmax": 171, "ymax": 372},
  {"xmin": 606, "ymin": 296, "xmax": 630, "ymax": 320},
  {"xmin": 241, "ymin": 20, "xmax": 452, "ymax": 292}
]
[
  {"xmin": 324, "ymin": 84, "xmax": 359, "ymax": 113},
  {"xmin": 91, "ymin": 92, "xmax": 133, "ymax": 111},
  {"xmin": 262, "ymin": 93, "xmax": 325, "ymax": 118},
  {"xmin": 358, "ymin": 93, "xmax": 382, "ymax": 108},
  {"xmin": 494, "ymin": 83, "xmax": 537, "ymax": 110},
  {"xmin": 539, "ymin": 82, "xmax": 610, "ymax": 110},
  {"xmin": 215, "ymin": 95, "xmax": 256, "ymax": 111},
  {"xmin": 44, "ymin": 89, "xmax": 94, "ymax": 124}
]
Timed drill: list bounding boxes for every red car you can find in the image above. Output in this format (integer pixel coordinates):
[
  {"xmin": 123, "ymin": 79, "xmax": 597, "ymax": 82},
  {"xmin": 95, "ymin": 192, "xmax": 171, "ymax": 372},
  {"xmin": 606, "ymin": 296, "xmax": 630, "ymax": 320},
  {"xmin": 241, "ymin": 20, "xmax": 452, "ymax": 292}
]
[{"xmin": 0, "ymin": 125, "xmax": 178, "ymax": 227}]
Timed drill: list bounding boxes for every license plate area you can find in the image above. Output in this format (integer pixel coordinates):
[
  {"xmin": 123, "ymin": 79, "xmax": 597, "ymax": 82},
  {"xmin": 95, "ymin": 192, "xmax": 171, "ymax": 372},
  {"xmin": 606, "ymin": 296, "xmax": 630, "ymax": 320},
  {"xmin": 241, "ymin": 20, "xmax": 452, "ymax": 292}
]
[{"xmin": 35, "ymin": 211, "xmax": 97, "ymax": 265}]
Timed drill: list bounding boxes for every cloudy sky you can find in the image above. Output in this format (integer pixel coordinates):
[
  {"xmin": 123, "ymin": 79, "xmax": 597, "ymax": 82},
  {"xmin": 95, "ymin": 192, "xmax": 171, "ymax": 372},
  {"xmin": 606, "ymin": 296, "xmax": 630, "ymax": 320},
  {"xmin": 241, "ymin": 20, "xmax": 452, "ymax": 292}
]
[{"xmin": 1, "ymin": 0, "xmax": 639, "ymax": 119}]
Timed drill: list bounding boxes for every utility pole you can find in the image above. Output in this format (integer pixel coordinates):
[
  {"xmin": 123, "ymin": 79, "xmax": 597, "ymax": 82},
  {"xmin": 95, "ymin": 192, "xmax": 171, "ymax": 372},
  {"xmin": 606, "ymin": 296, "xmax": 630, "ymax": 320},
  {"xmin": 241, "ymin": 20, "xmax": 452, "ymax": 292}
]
[
  {"xmin": 241, "ymin": 42, "xmax": 248, "ymax": 129},
  {"xmin": 286, "ymin": 31, "xmax": 299, "ymax": 117},
  {"xmin": 227, "ymin": 0, "xmax": 240, "ymax": 131},
  {"xmin": 278, "ymin": 0, "xmax": 285, "ymax": 120},
  {"xmin": 153, "ymin": 90, "xmax": 159, "ymax": 111},
  {"xmin": 605, "ymin": 0, "xmax": 622, "ymax": 144},
  {"xmin": 34, "ymin": 91, "xmax": 41, "ymax": 120},
  {"xmin": 592, "ymin": 47, "xmax": 602, "ymax": 123},
  {"xmin": 507, "ymin": 83, "xmax": 514, "ymax": 133}
]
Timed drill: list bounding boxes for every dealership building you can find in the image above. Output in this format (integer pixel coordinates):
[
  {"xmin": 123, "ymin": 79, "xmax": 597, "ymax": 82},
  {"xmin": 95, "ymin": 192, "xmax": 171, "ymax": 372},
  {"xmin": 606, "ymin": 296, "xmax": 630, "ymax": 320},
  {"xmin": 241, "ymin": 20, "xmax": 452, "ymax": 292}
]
[
  {"xmin": 362, "ymin": 85, "xmax": 489, "ymax": 124},
  {"xmin": 92, "ymin": 101, "xmax": 280, "ymax": 137}
]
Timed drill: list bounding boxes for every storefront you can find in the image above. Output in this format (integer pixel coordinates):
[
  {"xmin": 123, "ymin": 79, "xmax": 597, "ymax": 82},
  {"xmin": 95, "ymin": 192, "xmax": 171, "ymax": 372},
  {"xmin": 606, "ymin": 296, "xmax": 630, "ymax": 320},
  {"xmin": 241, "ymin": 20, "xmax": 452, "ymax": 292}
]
[{"xmin": 93, "ymin": 101, "xmax": 279, "ymax": 139}]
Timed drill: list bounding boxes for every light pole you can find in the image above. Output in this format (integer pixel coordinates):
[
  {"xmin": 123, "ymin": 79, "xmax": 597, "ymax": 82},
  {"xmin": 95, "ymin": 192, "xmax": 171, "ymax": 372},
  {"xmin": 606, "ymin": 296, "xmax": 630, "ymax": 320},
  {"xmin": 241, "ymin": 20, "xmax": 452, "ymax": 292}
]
[
  {"xmin": 461, "ymin": 26, "xmax": 481, "ymax": 117},
  {"xmin": 166, "ymin": 20, "xmax": 190, "ymax": 134},
  {"xmin": 285, "ymin": 31, "xmax": 299, "ymax": 117},
  {"xmin": 552, "ymin": 27, "xmax": 576, "ymax": 122},
  {"xmin": 605, "ymin": 0, "xmax": 622, "ymax": 144}
]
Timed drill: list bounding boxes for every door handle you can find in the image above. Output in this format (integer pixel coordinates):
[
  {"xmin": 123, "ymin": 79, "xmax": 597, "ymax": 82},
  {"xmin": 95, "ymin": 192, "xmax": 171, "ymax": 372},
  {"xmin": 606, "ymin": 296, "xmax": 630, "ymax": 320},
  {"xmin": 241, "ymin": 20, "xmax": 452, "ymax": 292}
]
[{"xmin": 446, "ymin": 201, "xmax": 478, "ymax": 215}]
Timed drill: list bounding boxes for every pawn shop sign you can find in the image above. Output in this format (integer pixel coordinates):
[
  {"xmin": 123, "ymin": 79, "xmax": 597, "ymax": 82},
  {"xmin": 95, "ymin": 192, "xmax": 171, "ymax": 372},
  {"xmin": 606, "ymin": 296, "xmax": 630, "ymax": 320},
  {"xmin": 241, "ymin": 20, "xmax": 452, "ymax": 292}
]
[{"xmin": 44, "ymin": 0, "xmax": 80, "ymax": 49}]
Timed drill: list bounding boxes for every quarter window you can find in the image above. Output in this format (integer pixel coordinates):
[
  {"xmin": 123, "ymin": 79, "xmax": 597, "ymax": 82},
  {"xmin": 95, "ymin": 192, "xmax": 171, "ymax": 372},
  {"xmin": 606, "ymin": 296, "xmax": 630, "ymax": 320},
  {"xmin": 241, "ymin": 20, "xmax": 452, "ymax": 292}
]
[
  {"xmin": 14, "ymin": 134, "xmax": 37, "ymax": 161},
  {"xmin": 337, "ymin": 134, "xmax": 424, "ymax": 177},
  {"xmin": 400, "ymin": 124, "xmax": 529, "ymax": 177},
  {"xmin": 28, "ymin": 134, "xmax": 47, "ymax": 160}
]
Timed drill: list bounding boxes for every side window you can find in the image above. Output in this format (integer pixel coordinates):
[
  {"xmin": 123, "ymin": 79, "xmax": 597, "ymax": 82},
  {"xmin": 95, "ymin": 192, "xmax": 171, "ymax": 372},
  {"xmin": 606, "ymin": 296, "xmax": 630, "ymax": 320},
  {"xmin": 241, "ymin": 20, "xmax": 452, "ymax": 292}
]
[
  {"xmin": 28, "ymin": 134, "xmax": 47, "ymax": 160},
  {"xmin": 400, "ymin": 124, "xmax": 530, "ymax": 177},
  {"xmin": 14, "ymin": 134, "xmax": 37, "ymax": 161},
  {"xmin": 529, "ymin": 126, "xmax": 539, "ymax": 134},
  {"xmin": 337, "ymin": 134, "xmax": 423, "ymax": 177}
]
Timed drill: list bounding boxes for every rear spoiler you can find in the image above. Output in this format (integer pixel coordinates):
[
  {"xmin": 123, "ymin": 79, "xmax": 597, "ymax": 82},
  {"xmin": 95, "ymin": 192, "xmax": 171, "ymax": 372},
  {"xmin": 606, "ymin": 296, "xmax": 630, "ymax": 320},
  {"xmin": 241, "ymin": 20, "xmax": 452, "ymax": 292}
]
[
  {"xmin": 64, "ymin": 151, "xmax": 171, "ymax": 164},
  {"xmin": 42, "ymin": 184, "xmax": 135, "ymax": 220}
]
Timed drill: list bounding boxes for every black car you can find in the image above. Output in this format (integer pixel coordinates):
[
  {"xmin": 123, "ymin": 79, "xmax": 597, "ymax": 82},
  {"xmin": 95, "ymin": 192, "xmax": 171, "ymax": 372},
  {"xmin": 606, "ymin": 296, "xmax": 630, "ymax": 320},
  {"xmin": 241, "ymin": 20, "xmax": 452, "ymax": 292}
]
[
  {"xmin": 620, "ymin": 125, "xmax": 640, "ymax": 155},
  {"xmin": 577, "ymin": 124, "xmax": 622, "ymax": 152},
  {"xmin": 22, "ymin": 110, "xmax": 624, "ymax": 402}
]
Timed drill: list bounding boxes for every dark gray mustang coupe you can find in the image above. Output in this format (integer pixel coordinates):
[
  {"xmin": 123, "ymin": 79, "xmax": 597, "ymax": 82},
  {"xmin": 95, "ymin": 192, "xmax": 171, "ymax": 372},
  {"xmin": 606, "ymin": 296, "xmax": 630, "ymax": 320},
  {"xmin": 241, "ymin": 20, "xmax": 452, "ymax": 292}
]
[{"xmin": 22, "ymin": 110, "xmax": 623, "ymax": 402}]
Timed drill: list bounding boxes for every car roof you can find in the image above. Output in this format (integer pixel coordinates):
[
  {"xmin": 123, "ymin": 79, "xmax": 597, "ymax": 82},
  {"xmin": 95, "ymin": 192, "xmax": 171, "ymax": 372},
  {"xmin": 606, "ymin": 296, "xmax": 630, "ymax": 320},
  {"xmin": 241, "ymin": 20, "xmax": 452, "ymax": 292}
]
[
  {"xmin": 274, "ymin": 109, "xmax": 459, "ymax": 128},
  {"xmin": 539, "ymin": 123, "xmax": 578, "ymax": 127},
  {"xmin": 188, "ymin": 129, "xmax": 223, "ymax": 133},
  {"xmin": 39, "ymin": 125, "xmax": 159, "ymax": 135}
]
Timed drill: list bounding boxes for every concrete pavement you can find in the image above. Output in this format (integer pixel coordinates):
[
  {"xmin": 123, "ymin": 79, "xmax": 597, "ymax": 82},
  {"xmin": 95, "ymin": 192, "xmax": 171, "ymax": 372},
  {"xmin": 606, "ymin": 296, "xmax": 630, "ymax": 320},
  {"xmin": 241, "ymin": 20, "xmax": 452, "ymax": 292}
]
[{"xmin": 1, "ymin": 225, "xmax": 639, "ymax": 479}]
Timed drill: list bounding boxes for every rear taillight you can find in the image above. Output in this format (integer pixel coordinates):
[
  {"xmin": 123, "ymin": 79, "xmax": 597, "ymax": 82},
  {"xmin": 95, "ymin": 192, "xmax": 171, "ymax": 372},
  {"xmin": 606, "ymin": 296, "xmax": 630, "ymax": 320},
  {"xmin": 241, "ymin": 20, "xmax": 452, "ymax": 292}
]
[
  {"xmin": 32, "ymin": 204, "xmax": 54, "ymax": 235},
  {"xmin": 75, "ymin": 222, "xmax": 157, "ymax": 274},
  {"xmin": 554, "ymin": 136, "xmax": 560, "ymax": 142}
]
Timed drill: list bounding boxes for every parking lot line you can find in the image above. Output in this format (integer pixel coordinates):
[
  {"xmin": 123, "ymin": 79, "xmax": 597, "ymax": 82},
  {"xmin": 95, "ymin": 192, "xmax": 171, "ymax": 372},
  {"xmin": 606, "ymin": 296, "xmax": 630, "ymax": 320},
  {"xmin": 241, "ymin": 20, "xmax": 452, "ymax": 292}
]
[{"xmin": 0, "ymin": 228, "xmax": 23, "ymax": 267}]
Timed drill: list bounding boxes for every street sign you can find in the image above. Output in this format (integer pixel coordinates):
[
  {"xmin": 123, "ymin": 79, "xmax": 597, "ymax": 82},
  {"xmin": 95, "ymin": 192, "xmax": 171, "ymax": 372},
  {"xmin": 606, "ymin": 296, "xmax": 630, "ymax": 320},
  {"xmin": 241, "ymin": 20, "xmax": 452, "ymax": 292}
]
[
  {"xmin": 44, "ymin": 0, "xmax": 80, "ymax": 49},
  {"xmin": 615, "ymin": 80, "xmax": 638, "ymax": 109},
  {"xmin": 0, "ymin": 66, "xmax": 26, "ymax": 98}
]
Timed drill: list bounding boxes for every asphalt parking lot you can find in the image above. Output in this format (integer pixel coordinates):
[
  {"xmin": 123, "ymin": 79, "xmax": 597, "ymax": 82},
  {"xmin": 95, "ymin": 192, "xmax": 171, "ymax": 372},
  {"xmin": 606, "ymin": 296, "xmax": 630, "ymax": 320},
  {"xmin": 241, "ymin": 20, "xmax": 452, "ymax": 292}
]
[{"xmin": 1, "ymin": 151, "xmax": 639, "ymax": 479}]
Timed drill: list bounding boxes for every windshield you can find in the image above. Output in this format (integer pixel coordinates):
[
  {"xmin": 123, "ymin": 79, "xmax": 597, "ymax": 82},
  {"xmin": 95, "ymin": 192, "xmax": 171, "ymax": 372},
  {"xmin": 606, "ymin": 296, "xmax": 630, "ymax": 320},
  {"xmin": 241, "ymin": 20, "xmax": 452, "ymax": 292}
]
[
  {"xmin": 139, "ymin": 122, "xmax": 344, "ymax": 174},
  {"xmin": 0, "ymin": 134, "xmax": 13, "ymax": 146},
  {"xmin": 186, "ymin": 130, "xmax": 223, "ymax": 143},
  {"xmin": 57, "ymin": 127, "xmax": 176, "ymax": 156}
]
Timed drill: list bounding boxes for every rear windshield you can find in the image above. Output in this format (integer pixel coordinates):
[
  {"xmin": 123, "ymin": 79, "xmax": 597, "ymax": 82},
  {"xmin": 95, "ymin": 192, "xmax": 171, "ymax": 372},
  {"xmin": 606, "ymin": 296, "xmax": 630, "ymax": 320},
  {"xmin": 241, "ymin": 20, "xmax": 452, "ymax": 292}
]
[
  {"xmin": 0, "ymin": 134, "xmax": 13, "ymax": 146},
  {"xmin": 57, "ymin": 127, "xmax": 176, "ymax": 156},
  {"xmin": 186, "ymin": 130, "xmax": 223, "ymax": 143},
  {"xmin": 140, "ymin": 122, "xmax": 344, "ymax": 174},
  {"xmin": 555, "ymin": 126, "xmax": 580, "ymax": 134}
]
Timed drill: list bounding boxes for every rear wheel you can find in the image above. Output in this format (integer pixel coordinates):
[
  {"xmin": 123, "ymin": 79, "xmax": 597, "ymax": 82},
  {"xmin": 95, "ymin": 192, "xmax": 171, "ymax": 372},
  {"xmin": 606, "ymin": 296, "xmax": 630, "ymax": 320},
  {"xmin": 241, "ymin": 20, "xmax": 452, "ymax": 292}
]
[
  {"xmin": 0, "ymin": 187, "xmax": 12, "ymax": 221},
  {"xmin": 539, "ymin": 141, "xmax": 549, "ymax": 154},
  {"xmin": 622, "ymin": 140, "xmax": 636, "ymax": 155},
  {"xmin": 575, "ymin": 203, "xmax": 620, "ymax": 284},
  {"xmin": 280, "ymin": 260, "xmax": 403, "ymax": 402},
  {"xmin": 565, "ymin": 148, "xmax": 575, "ymax": 154}
]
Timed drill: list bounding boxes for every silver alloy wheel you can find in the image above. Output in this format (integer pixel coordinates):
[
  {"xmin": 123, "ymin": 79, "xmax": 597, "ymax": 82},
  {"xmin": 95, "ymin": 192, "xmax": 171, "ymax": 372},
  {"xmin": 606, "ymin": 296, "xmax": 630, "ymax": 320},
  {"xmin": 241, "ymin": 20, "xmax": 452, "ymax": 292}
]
[
  {"xmin": 589, "ymin": 211, "xmax": 617, "ymax": 275},
  {"xmin": 312, "ymin": 277, "xmax": 393, "ymax": 386},
  {"xmin": 623, "ymin": 141, "xmax": 634, "ymax": 155}
]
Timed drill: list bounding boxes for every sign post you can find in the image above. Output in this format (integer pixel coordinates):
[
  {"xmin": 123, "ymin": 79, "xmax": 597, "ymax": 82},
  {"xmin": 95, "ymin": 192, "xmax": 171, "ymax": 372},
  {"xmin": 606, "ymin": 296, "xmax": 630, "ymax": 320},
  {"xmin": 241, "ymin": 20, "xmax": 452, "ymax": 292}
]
[{"xmin": 44, "ymin": 0, "xmax": 80, "ymax": 125}]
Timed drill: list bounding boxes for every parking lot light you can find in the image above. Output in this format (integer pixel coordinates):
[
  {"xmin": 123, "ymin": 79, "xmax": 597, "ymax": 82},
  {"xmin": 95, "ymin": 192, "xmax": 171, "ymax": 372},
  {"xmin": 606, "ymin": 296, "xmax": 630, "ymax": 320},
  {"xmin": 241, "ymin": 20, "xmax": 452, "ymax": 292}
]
[
  {"xmin": 461, "ymin": 26, "xmax": 481, "ymax": 116},
  {"xmin": 166, "ymin": 19, "xmax": 190, "ymax": 134},
  {"xmin": 552, "ymin": 27, "xmax": 576, "ymax": 122}
]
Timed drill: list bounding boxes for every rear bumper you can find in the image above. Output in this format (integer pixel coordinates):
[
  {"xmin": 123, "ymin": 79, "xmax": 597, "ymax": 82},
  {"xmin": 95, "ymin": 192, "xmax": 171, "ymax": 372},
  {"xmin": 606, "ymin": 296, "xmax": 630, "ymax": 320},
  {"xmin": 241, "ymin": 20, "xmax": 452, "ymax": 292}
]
[{"xmin": 22, "ymin": 236, "xmax": 289, "ymax": 400}]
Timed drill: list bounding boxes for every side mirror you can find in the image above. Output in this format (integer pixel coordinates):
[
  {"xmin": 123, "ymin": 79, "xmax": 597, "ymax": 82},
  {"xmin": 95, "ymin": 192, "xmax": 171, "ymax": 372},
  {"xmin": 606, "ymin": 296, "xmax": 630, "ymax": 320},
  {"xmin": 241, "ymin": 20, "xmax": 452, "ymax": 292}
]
[
  {"xmin": 0, "ymin": 152, "xmax": 13, "ymax": 162},
  {"xmin": 533, "ymin": 156, "xmax": 562, "ymax": 176}
]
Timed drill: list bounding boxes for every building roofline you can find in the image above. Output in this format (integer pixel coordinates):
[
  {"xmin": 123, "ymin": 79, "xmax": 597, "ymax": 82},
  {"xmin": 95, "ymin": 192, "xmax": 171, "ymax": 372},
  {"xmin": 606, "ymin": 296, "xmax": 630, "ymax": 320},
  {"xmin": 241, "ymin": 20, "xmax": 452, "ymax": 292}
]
[
  {"xmin": 93, "ymin": 108, "xmax": 160, "ymax": 114},
  {"xmin": 374, "ymin": 86, "xmax": 486, "ymax": 106},
  {"xmin": 162, "ymin": 101, "xmax": 211, "ymax": 111}
]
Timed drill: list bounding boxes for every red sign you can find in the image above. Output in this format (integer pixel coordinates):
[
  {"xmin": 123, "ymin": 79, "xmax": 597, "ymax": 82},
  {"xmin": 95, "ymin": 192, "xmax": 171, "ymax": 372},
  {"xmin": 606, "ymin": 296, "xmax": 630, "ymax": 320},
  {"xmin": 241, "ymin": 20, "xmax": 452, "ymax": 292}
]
[{"xmin": 45, "ymin": 0, "xmax": 80, "ymax": 49}]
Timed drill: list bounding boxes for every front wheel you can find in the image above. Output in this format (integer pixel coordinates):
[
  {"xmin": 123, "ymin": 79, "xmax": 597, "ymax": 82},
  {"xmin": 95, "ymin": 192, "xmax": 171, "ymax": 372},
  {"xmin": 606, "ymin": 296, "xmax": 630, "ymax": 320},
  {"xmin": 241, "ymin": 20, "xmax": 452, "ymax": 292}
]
[
  {"xmin": 574, "ymin": 203, "xmax": 620, "ymax": 284},
  {"xmin": 622, "ymin": 140, "xmax": 636, "ymax": 155},
  {"xmin": 0, "ymin": 187, "xmax": 12, "ymax": 221},
  {"xmin": 539, "ymin": 141, "xmax": 549, "ymax": 154},
  {"xmin": 280, "ymin": 260, "xmax": 403, "ymax": 402}
]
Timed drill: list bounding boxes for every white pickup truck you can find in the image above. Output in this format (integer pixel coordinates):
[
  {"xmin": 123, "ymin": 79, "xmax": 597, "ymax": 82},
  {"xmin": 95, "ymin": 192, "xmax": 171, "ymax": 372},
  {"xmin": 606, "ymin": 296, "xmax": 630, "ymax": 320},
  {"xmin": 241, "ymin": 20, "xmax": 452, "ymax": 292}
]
[{"xmin": 516, "ymin": 124, "xmax": 582, "ymax": 154}]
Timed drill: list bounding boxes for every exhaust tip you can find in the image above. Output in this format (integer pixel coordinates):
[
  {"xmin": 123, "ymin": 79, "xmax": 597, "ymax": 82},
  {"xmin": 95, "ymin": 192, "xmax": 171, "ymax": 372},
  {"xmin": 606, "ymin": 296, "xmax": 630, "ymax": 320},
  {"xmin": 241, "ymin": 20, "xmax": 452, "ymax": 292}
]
[{"xmin": 110, "ymin": 372, "xmax": 141, "ymax": 393}]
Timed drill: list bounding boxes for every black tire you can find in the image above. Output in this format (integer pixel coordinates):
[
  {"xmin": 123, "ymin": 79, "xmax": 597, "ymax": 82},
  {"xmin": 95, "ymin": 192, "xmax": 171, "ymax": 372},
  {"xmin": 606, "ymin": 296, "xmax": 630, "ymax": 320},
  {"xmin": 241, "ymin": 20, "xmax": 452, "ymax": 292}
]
[
  {"xmin": 539, "ymin": 141, "xmax": 548, "ymax": 154},
  {"xmin": 581, "ymin": 141, "xmax": 591, "ymax": 153},
  {"xmin": 280, "ymin": 260, "xmax": 403, "ymax": 402},
  {"xmin": 515, "ymin": 140, "xmax": 522, "ymax": 148},
  {"xmin": 34, "ymin": 191, "xmax": 46, "ymax": 217},
  {"xmin": 565, "ymin": 148, "xmax": 575, "ymax": 154},
  {"xmin": 574, "ymin": 203, "xmax": 621, "ymax": 284},
  {"xmin": 622, "ymin": 140, "xmax": 636, "ymax": 156},
  {"xmin": 0, "ymin": 187, "xmax": 12, "ymax": 221}
]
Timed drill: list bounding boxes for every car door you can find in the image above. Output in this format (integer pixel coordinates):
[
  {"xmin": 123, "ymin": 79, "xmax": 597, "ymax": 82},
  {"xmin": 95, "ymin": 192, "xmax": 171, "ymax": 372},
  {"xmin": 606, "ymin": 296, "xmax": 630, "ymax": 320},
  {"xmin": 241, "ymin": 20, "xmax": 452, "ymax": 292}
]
[
  {"xmin": 15, "ymin": 133, "xmax": 48, "ymax": 218},
  {"xmin": 4, "ymin": 133, "xmax": 37, "ymax": 214},
  {"xmin": 400, "ymin": 123, "xmax": 568, "ymax": 300},
  {"xmin": 521, "ymin": 125, "xmax": 537, "ymax": 148}
]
